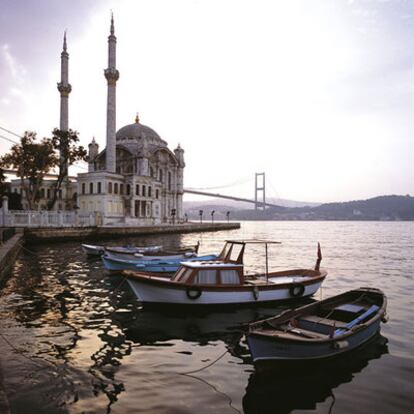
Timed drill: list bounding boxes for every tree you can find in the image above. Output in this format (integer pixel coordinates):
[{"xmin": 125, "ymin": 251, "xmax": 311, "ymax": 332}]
[
  {"xmin": 48, "ymin": 128, "xmax": 87, "ymax": 210},
  {"xmin": 0, "ymin": 131, "xmax": 58, "ymax": 210},
  {"xmin": 0, "ymin": 166, "xmax": 7, "ymax": 195}
]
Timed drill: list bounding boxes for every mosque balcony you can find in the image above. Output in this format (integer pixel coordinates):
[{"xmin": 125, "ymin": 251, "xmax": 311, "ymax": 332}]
[
  {"xmin": 57, "ymin": 82, "xmax": 72, "ymax": 95},
  {"xmin": 104, "ymin": 68, "xmax": 120, "ymax": 83}
]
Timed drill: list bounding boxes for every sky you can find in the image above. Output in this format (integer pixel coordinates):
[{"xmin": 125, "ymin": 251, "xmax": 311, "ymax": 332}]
[{"xmin": 0, "ymin": 0, "xmax": 413, "ymax": 203}]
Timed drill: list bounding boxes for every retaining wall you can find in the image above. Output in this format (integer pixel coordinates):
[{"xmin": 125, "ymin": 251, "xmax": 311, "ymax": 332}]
[
  {"xmin": 24, "ymin": 222, "xmax": 240, "ymax": 243},
  {"xmin": 0, "ymin": 232, "xmax": 24, "ymax": 283}
]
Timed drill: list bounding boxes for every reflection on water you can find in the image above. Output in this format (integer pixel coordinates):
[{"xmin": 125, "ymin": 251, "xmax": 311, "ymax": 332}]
[
  {"xmin": 242, "ymin": 334, "xmax": 389, "ymax": 414},
  {"xmin": 0, "ymin": 222, "xmax": 413, "ymax": 413}
]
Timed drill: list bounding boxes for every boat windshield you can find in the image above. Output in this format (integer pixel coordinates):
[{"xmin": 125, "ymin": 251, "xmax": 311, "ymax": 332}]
[
  {"xmin": 194, "ymin": 269, "xmax": 217, "ymax": 284},
  {"xmin": 173, "ymin": 267, "xmax": 189, "ymax": 282},
  {"xmin": 220, "ymin": 269, "xmax": 240, "ymax": 284}
]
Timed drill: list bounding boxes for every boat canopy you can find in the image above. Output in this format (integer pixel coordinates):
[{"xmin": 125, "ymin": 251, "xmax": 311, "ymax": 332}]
[{"xmin": 218, "ymin": 240, "xmax": 281, "ymax": 265}]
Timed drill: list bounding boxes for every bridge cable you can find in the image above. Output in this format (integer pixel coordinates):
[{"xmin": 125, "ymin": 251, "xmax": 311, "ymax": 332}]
[
  {"xmin": 187, "ymin": 175, "xmax": 251, "ymax": 191},
  {"xmin": 0, "ymin": 134, "xmax": 19, "ymax": 145},
  {"xmin": 0, "ymin": 125, "xmax": 23, "ymax": 139}
]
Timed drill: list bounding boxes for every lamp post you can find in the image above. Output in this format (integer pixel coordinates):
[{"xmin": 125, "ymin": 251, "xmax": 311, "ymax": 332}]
[
  {"xmin": 211, "ymin": 210, "xmax": 215, "ymax": 223},
  {"xmin": 226, "ymin": 211, "xmax": 230, "ymax": 223},
  {"xmin": 199, "ymin": 209, "xmax": 203, "ymax": 224},
  {"xmin": 171, "ymin": 208, "xmax": 176, "ymax": 225}
]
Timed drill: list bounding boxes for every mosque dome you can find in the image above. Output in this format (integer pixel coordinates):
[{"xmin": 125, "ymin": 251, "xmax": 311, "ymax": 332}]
[{"xmin": 116, "ymin": 115, "xmax": 168, "ymax": 152}]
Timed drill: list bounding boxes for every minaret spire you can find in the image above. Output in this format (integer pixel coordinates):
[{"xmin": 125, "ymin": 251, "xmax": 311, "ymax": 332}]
[
  {"xmin": 57, "ymin": 30, "xmax": 72, "ymax": 178},
  {"xmin": 110, "ymin": 12, "xmax": 115, "ymax": 35},
  {"xmin": 104, "ymin": 12, "xmax": 119, "ymax": 173}
]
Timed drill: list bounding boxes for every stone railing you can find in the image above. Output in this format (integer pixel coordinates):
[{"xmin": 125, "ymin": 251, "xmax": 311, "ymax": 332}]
[
  {"xmin": 1, "ymin": 208, "xmax": 97, "ymax": 229},
  {"xmin": 0, "ymin": 195, "xmax": 98, "ymax": 228}
]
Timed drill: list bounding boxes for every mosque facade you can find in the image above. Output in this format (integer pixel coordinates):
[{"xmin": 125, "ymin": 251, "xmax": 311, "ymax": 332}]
[{"xmin": 11, "ymin": 16, "xmax": 185, "ymax": 225}]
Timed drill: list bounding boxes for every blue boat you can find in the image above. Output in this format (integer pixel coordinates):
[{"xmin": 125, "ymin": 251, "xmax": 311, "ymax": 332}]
[
  {"xmin": 246, "ymin": 287, "xmax": 387, "ymax": 367},
  {"xmin": 102, "ymin": 251, "xmax": 219, "ymax": 273}
]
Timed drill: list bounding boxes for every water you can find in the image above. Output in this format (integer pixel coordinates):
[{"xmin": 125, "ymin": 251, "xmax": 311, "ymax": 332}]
[{"xmin": 0, "ymin": 221, "xmax": 413, "ymax": 413}]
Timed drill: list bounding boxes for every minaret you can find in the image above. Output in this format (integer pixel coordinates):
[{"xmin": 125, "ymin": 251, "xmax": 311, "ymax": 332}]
[
  {"xmin": 88, "ymin": 138, "xmax": 99, "ymax": 172},
  {"xmin": 57, "ymin": 31, "xmax": 72, "ymax": 176},
  {"xmin": 174, "ymin": 144, "xmax": 185, "ymax": 219},
  {"xmin": 104, "ymin": 13, "xmax": 120, "ymax": 173}
]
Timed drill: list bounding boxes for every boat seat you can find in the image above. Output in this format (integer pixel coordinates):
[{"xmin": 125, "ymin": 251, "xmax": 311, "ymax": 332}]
[
  {"xmin": 299, "ymin": 315, "xmax": 347, "ymax": 328},
  {"xmin": 334, "ymin": 305, "xmax": 379, "ymax": 336},
  {"xmin": 269, "ymin": 326, "xmax": 328, "ymax": 340},
  {"xmin": 335, "ymin": 304, "xmax": 366, "ymax": 313}
]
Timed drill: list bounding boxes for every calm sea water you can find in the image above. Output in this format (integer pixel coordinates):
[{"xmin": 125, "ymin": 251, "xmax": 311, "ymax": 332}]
[{"xmin": 0, "ymin": 221, "xmax": 413, "ymax": 414}]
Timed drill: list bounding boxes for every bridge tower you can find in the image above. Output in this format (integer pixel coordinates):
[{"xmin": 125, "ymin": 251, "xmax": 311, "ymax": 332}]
[{"xmin": 255, "ymin": 172, "xmax": 266, "ymax": 210}]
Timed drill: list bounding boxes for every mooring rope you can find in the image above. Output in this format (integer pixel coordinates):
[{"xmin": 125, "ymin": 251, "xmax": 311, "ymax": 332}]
[
  {"xmin": 112, "ymin": 276, "xmax": 128, "ymax": 294},
  {"xmin": 180, "ymin": 372, "xmax": 242, "ymax": 414},
  {"xmin": 179, "ymin": 348, "xmax": 229, "ymax": 375},
  {"xmin": 16, "ymin": 242, "xmax": 37, "ymax": 256},
  {"xmin": 328, "ymin": 392, "xmax": 336, "ymax": 414}
]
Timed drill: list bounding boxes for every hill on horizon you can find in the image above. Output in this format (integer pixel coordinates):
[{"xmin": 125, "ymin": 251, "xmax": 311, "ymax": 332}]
[{"xmin": 184, "ymin": 194, "xmax": 414, "ymax": 221}]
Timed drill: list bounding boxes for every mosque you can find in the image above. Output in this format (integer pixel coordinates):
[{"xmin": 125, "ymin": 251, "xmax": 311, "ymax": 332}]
[{"xmin": 11, "ymin": 15, "xmax": 185, "ymax": 225}]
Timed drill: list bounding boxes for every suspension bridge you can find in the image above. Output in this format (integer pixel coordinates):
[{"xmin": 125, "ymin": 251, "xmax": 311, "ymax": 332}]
[{"xmin": 184, "ymin": 172, "xmax": 280, "ymax": 210}]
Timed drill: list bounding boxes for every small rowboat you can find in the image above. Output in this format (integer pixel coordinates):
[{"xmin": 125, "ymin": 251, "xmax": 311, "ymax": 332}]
[
  {"xmin": 246, "ymin": 287, "xmax": 387, "ymax": 366},
  {"xmin": 105, "ymin": 245, "xmax": 163, "ymax": 255},
  {"xmin": 122, "ymin": 240, "xmax": 327, "ymax": 305},
  {"xmin": 104, "ymin": 242, "xmax": 200, "ymax": 260},
  {"xmin": 81, "ymin": 244, "xmax": 105, "ymax": 256},
  {"xmin": 81, "ymin": 244, "xmax": 162, "ymax": 257}
]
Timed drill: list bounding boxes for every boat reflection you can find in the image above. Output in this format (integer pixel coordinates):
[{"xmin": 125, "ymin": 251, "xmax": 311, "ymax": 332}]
[
  {"xmin": 242, "ymin": 333, "xmax": 389, "ymax": 414},
  {"xmin": 118, "ymin": 305, "xmax": 285, "ymax": 347}
]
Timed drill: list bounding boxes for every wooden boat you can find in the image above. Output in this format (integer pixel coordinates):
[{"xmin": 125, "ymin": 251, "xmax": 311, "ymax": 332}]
[
  {"xmin": 246, "ymin": 287, "xmax": 387, "ymax": 365},
  {"xmin": 122, "ymin": 240, "xmax": 327, "ymax": 305},
  {"xmin": 81, "ymin": 243, "xmax": 162, "ymax": 257},
  {"xmin": 243, "ymin": 333, "xmax": 389, "ymax": 412},
  {"xmin": 102, "ymin": 251, "xmax": 219, "ymax": 273},
  {"xmin": 104, "ymin": 241, "xmax": 200, "ymax": 260}
]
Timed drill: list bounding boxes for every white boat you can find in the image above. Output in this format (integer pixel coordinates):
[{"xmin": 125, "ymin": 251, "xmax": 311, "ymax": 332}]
[
  {"xmin": 105, "ymin": 245, "xmax": 163, "ymax": 256},
  {"xmin": 81, "ymin": 244, "xmax": 105, "ymax": 256},
  {"xmin": 82, "ymin": 243, "xmax": 162, "ymax": 257},
  {"xmin": 122, "ymin": 240, "xmax": 327, "ymax": 305}
]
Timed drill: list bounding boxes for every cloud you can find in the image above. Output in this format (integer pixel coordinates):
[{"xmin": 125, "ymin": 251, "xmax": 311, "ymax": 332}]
[
  {"xmin": 1, "ymin": 43, "xmax": 26, "ymax": 84},
  {"xmin": 0, "ymin": 44, "xmax": 28, "ymax": 105}
]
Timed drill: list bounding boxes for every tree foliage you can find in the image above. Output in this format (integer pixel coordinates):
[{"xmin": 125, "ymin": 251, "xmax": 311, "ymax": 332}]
[
  {"xmin": 48, "ymin": 128, "xmax": 87, "ymax": 210},
  {"xmin": 0, "ymin": 166, "xmax": 6, "ymax": 195},
  {"xmin": 0, "ymin": 131, "xmax": 58, "ymax": 210}
]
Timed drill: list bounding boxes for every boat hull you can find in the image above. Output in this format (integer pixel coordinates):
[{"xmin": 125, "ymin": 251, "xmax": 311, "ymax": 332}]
[
  {"xmin": 126, "ymin": 277, "xmax": 324, "ymax": 305},
  {"xmin": 247, "ymin": 318, "xmax": 382, "ymax": 363},
  {"xmin": 102, "ymin": 254, "xmax": 218, "ymax": 273},
  {"xmin": 82, "ymin": 244, "xmax": 105, "ymax": 256}
]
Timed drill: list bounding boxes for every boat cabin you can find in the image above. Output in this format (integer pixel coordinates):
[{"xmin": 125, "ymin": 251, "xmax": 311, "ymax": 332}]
[{"xmin": 172, "ymin": 261, "xmax": 244, "ymax": 286}]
